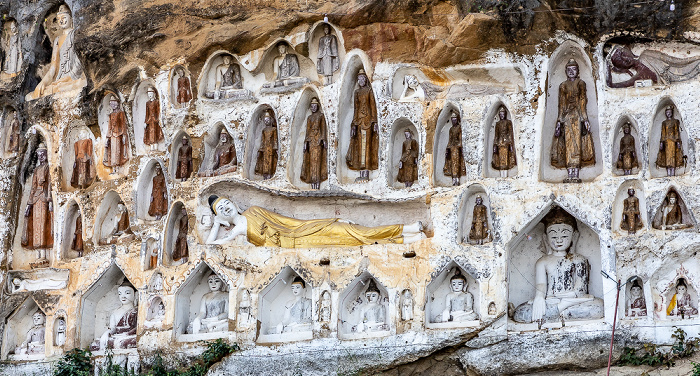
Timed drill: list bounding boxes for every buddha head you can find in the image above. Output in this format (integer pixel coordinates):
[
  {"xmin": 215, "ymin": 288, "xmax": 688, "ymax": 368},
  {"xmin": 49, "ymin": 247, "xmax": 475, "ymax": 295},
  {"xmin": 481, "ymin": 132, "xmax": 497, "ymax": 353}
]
[
  {"xmin": 630, "ymin": 279, "xmax": 643, "ymax": 299},
  {"xmin": 109, "ymin": 95, "xmax": 120, "ymax": 111},
  {"xmin": 78, "ymin": 129, "xmax": 90, "ymax": 141},
  {"xmin": 12, "ymin": 277, "xmax": 21, "ymax": 289},
  {"xmin": 310, "ymin": 97, "xmax": 320, "ymax": 113},
  {"xmin": 117, "ymin": 202, "xmax": 126, "ymax": 214},
  {"xmin": 622, "ymin": 122, "xmax": 631, "ymax": 135},
  {"xmin": 117, "ymin": 281, "xmax": 136, "ymax": 306},
  {"xmin": 357, "ymin": 68, "xmax": 368, "ymax": 87},
  {"xmin": 218, "ymin": 129, "xmax": 230, "ymax": 145},
  {"xmin": 207, "ymin": 274, "xmax": 225, "ymax": 292},
  {"xmin": 365, "ymin": 279, "xmax": 380, "ymax": 304},
  {"xmin": 665, "ymin": 105, "xmax": 674, "ymax": 119},
  {"xmin": 56, "ymin": 318, "xmax": 66, "ymax": 332},
  {"xmin": 147, "ymin": 87, "xmax": 156, "ymax": 101},
  {"xmin": 222, "ymin": 55, "xmax": 232, "ymax": 66},
  {"xmin": 676, "ymin": 278, "xmax": 688, "ymax": 296},
  {"xmin": 450, "ymin": 270, "xmax": 467, "ymax": 293},
  {"xmin": 404, "ymin": 129, "xmax": 413, "ymax": 140},
  {"xmin": 542, "ymin": 206, "xmax": 577, "ymax": 253},
  {"xmin": 667, "ymin": 191, "xmax": 678, "ymax": 206},
  {"xmin": 609, "ymin": 46, "xmax": 636, "ymax": 69},
  {"xmin": 32, "ymin": 310, "xmax": 45, "ymax": 326},
  {"xmin": 628, "ymin": 188, "xmax": 635, "ymax": 197},
  {"xmin": 157, "ymin": 301, "xmax": 166, "ymax": 317},
  {"xmin": 177, "ymin": 67, "xmax": 185, "ymax": 77},
  {"xmin": 403, "ymin": 74, "xmax": 419, "ymax": 90},
  {"xmin": 262, "ymin": 110, "xmax": 273, "ymax": 127},
  {"xmin": 565, "ymin": 59, "xmax": 579, "ymax": 79},
  {"xmin": 450, "ymin": 110, "xmax": 459, "ymax": 127},
  {"xmin": 475, "ymin": 195, "xmax": 483, "ymax": 206},
  {"xmin": 488, "ymin": 302, "xmax": 496, "ymax": 315},
  {"xmin": 208, "ymin": 195, "xmax": 238, "ymax": 221},
  {"xmin": 291, "ymin": 276, "xmax": 306, "ymax": 296},
  {"xmin": 36, "ymin": 143, "xmax": 48, "ymax": 165},
  {"xmin": 323, "ymin": 24, "xmax": 331, "ymax": 35},
  {"xmin": 277, "ymin": 43, "xmax": 288, "ymax": 56},
  {"xmin": 56, "ymin": 4, "xmax": 73, "ymax": 30},
  {"xmin": 498, "ymin": 105, "xmax": 507, "ymax": 120}
]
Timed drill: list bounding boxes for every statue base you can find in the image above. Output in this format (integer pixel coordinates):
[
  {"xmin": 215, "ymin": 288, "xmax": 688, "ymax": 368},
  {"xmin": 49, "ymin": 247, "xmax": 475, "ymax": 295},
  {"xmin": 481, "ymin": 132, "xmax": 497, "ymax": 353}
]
[
  {"xmin": 354, "ymin": 176, "xmax": 370, "ymax": 183},
  {"xmin": 260, "ymin": 77, "xmax": 309, "ymax": 94},
  {"xmin": 563, "ymin": 178, "xmax": 582, "ymax": 183},
  {"xmin": 204, "ymin": 88, "xmax": 255, "ymax": 101},
  {"xmin": 29, "ymin": 258, "xmax": 50, "ymax": 269}
]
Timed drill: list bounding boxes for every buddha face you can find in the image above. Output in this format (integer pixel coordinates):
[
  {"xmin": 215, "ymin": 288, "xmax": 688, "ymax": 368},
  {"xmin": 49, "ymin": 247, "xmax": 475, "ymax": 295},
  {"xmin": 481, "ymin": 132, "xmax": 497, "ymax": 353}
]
[
  {"xmin": 147, "ymin": 90, "xmax": 156, "ymax": 101},
  {"xmin": 157, "ymin": 302, "xmax": 165, "ymax": 316},
  {"xmin": 365, "ymin": 291, "xmax": 379, "ymax": 303},
  {"xmin": 32, "ymin": 312, "xmax": 45, "ymax": 326},
  {"xmin": 404, "ymin": 75, "xmax": 418, "ymax": 89},
  {"xmin": 155, "ymin": 167, "xmax": 162, "ymax": 176},
  {"xmin": 310, "ymin": 102, "xmax": 319, "ymax": 113},
  {"xmin": 358, "ymin": 74, "xmax": 367, "ymax": 87},
  {"xmin": 451, "ymin": 115, "xmax": 459, "ymax": 127},
  {"xmin": 665, "ymin": 108, "xmax": 673, "ymax": 119},
  {"xmin": 677, "ymin": 285, "xmax": 687, "ymax": 296},
  {"xmin": 668, "ymin": 195, "xmax": 677, "ymax": 205},
  {"xmin": 623, "ymin": 123, "xmax": 631, "ymax": 134},
  {"xmin": 611, "ymin": 47, "xmax": 635, "ymax": 69},
  {"xmin": 263, "ymin": 115, "xmax": 272, "ymax": 127},
  {"xmin": 219, "ymin": 132, "xmax": 229, "ymax": 144},
  {"xmin": 208, "ymin": 275, "xmax": 223, "ymax": 291},
  {"xmin": 291, "ymin": 282, "xmax": 303, "ymax": 296},
  {"xmin": 214, "ymin": 199, "xmax": 236, "ymax": 220},
  {"xmin": 110, "ymin": 99, "xmax": 119, "ymax": 111},
  {"xmin": 450, "ymin": 278, "xmax": 465, "ymax": 293},
  {"xmin": 117, "ymin": 203, "xmax": 126, "ymax": 213},
  {"xmin": 182, "ymin": 137, "xmax": 188, "ymax": 146},
  {"xmin": 628, "ymin": 188, "xmax": 635, "ymax": 197},
  {"xmin": 475, "ymin": 196, "xmax": 483, "ymax": 206},
  {"xmin": 566, "ymin": 65, "xmax": 579, "ymax": 79},
  {"xmin": 57, "ymin": 12, "xmax": 71, "ymax": 30},
  {"xmin": 498, "ymin": 107, "xmax": 506, "ymax": 120},
  {"xmin": 9, "ymin": 21, "xmax": 17, "ymax": 35},
  {"xmin": 177, "ymin": 68, "xmax": 185, "ymax": 77},
  {"xmin": 12, "ymin": 277, "xmax": 21, "ymax": 287},
  {"xmin": 57, "ymin": 319, "xmax": 66, "ymax": 332},
  {"xmin": 323, "ymin": 24, "xmax": 330, "ymax": 35},
  {"xmin": 277, "ymin": 44, "xmax": 287, "ymax": 55},
  {"xmin": 222, "ymin": 55, "xmax": 231, "ymax": 65},
  {"xmin": 118, "ymin": 286, "xmax": 136, "ymax": 305},
  {"xmin": 404, "ymin": 130, "xmax": 412, "ymax": 140},
  {"xmin": 546, "ymin": 223, "xmax": 574, "ymax": 252},
  {"xmin": 630, "ymin": 286, "xmax": 642, "ymax": 299},
  {"xmin": 37, "ymin": 149, "xmax": 47, "ymax": 164},
  {"xmin": 78, "ymin": 129, "xmax": 90, "ymax": 140}
]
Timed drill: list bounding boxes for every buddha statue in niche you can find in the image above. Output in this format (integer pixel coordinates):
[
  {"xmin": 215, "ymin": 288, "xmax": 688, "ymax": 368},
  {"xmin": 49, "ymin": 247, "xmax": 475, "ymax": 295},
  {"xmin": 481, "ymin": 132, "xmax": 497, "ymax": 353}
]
[
  {"xmin": 238, "ymin": 290, "xmax": 253, "ymax": 328},
  {"xmin": 175, "ymin": 137, "xmax": 193, "ymax": 181},
  {"xmin": 353, "ymin": 280, "xmax": 387, "ymax": 333},
  {"xmin": 98, "ymin": 202, "xmax": 133, "ymax": 245},
  {"xmin": 437, "ymin": 270, "xmax": 477, "ymax": 323},
  {"xmin": 275, "ymin": 276, "xmax": 312, "ymax": 334},
  {"xmin": 616, "ymin": 122, "xmax": 638, "ymax": 175},
  {"xmin": 550, "ymin": 59, "xmax": 595, "ymax": 183},
  {"xmin": 400, "ymin": 289, "xmax": 413, "ymax": 321},
  {"xmin": 2, "ymin": 20, "xmax": 22, "ymax": 75},
  {"xmin": 103, "ymin": 95, "xmax": 129, "ymax": 174},
  {"xmin": 71, "ymin": 213, "xmax": 83, "ymax": 257},
  {"xmin": 90, "ymin": 281, "xmax": 138, "ymax": 351},
  {"xmin": 300, "ymin": 97, "xmax": 328, "ymax": 189},
  {"xmin": 655, "ymin": 105, "xmax": 686, "ymax": 177},
  {"xmin": 148, "ymin": 240, "xmax": 159, "ymax": 269},
  {"xmin": 15, "ymin": 310, "xmax": 45, "ymax": 356},
  {"xmin": 317, "ymin": 24, "xmax": 339, "ymax": 85},
  {"xmin": 667, "ymin": 278, "xmax": 698, "ymax": 318},
  {"xmin": 22, "ymin": 144, "xmax": 53, "ymax": 267},
  {"xmin": 512, "ymin": 207, "xmax": 604, "ymax": 324},
  {"xmin": 467, "ymin": 195, "xmax": 490, "ymax": 245},
  {"xmin": 254, "ymin": 111, "xmax": 278, "ymax": 180},
  {"xmin": 7, "ymin": 110, "xmax": 20, "ymax": 154},
  {"xmin": 621, "ymin": 188, "xmax": 643, "ymax": 235},
  {"xmin": 70, "ymin": 129, "xmax": 96, "ymax": 189},
  {"xmin": 346, "ymin": 69, "xmax": 379, "ymax": 182},
  {"xmin": 172, "ymin": 207, "xmax": 189, "ymax": 264},
  {"xmin": 273, "ymin": 43, "xmax": 300, "ymax": 85},
  {"xmin": 175, "ymin": 67, "xmax": 192, "ymax": 105},
  {"xmin": 626, "ymin": 279, "xmax": 646, "ymax": 317},
  {"xmin": 398, "ymin": 74, "xmax": 425, "ymax": 102},
  {"xmin": 188, "ymin": 274, "xmax": 228, "ymax": 334},
  {"xmin": 654, "ymin": 191, "xmax": 690, "ymax": 231},
  {"xmin": 206, "ymin": 129, "xmax": 237, "ymax": 176},
  {"xmin": 397, "ymin": 130, "xmax": 418, "ymax": 188},
  {"xmin": 55, "ymin": 317, "xmax": 66, "ymax": 346},
  {"xmin": 606, "ymin": 45, "xmax": 700, "ymax": 88},
  {"xmin": 147, "ymin": 165, "xmax": 168, "ymax": 220},
  {"xmin": 205, "ymin": 195, "xmax": 425, "ymax": 247},
  {"xmin": 319, "ymin": 290, "xmax": 331, "ymax": 322},
  {"xmin": 443, "ymin": 110, "xmax": 466, "ymax": 186},
  {"xmin": 491, "ymin": 105, "xmax": 516, "ymax": 177},
  {"xmin": 213, "ymin": 55, "xmax": 243, "ymax": 100},
  {"xmin": 145, "ymin": 300, "xmax": 165, "ymax": 329},
  {"xmin": 143, "ymin": 87, "xmax": 163, "ymax": 151}
]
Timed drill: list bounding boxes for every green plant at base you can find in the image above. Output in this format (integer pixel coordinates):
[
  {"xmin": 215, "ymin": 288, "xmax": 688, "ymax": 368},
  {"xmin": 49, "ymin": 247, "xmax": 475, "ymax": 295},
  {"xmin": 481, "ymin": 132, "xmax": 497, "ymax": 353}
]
[
  {"xmin": 692, "ymin": 361, "xmax": 700, "ymax": 376},
  {"xmin": 53, "ymin": 348, "xmax": 93, "ymax": 376},
  {"xmin": 617, "ymin": 327, "xmax": 700, "ymax": 369}
]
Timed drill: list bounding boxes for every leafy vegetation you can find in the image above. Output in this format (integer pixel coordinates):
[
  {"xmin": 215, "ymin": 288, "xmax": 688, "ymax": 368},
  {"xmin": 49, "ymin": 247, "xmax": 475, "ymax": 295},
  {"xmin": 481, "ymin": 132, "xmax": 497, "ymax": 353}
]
[
  {"xmin": 617, "ymin": 327, "xmax": 700, "ymax": 369},
  {"xmin": 53, "ymin": 348, "xmax": 93, "ymax": 376}
]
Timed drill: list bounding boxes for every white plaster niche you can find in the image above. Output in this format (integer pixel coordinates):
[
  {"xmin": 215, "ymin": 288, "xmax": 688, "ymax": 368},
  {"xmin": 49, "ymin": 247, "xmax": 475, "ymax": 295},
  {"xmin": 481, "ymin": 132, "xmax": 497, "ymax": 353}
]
[
  {"xmin": 60, "ymin": 200, "xmax": 84, "ymax": 260},
  {"xmin": 651, "ymin": 187, "xmax": 695, "ymax": 231},
  {"xmin": 93, "ymin": 190, "xmax": 134, "ymax": 246},
  {"xmin": 197, "ymin": 122, "xmax": 240, "ymax": 178},
  {"xmin": 258, "ymin": 267, "xmax": 313, "ymax": 344},
  {"xmin": 53, "ymin": 311, "xmax": 67, "ymax": 348},
  {"xmin": 287, "ymin": 86, "xmax": 329, "ymax": 189},
  {"xmin": 652, "ymin": 261, "xmax": 700, "ymax": 321},
  {"xmin": 390, "ymin": 67, "xmax": 429, "ymax": 102},
  {"xmin": 338, "ymin": 271, "xmax": 391, "ymax": 340},
  {"xmin": 388, "ymin": 117, "xmax": 420, "ymax": 189},
  {"xmin": 8, "ymin": 269, "xmax": 69, "ymax": 294},
  {"xmin": 425, "ymin": 261, "xmax": 480, "ymax": 329},
  {"xmin": 258, "ymin": 40, "xmax": 316, "ymax": 94},
  {"xmin": 164, "ymin": 202, "xmax": 189, "ymax": 266},
  {"xmin": 621, "ymin": 276, "xmax": 650, "ymax": 319},
  {"xmin": 458, "ymin": 184, "xmax": 494, "ymax": 245},
  {"xmin": 79, "ymin": 263, "xmax": 138, "ymax": 354},
  {"xmin": 611, "ymin": 115, "xmax": 642, "ymax": 177},
  {"xmin": 508, "ymin": 205, "xmax": 604, "ymax": 330},
  {"xmin": 539, "ymin": 40, "xmax": 602, "ymax": 183},
  {"xmin": 236, "ymin": 289, "xmax": 254, "ymax": 330},
  {"xmin": 97, "ymin": 90, "xmax": 132, "ymax": 180},
  {"xmin": 483, "ymin": 101, "xmax": 518, "ymax": 178},
  {"xmin": 132, "ymin": 80, "xmax": 165, "ymax": 154},
  {"xmin": 0, "ymin": 106, "xmax": 20, "ymax": 158},
  {"xmin": 169, "ymin": 64, "xmax": 193, "ymax": 108},
  {"xmin": 144, "ymin": 295, "xmax": 166, "ymax": 330},
  {"xmin": 242, "ymin": 105, "xmax": 279, "ymax": 181},
  {"xmin": 140, "ymin": 236, "xmax": 160, "ymax": 271},
  {"xmin": 135, "ymin": 159, "xmax": 170, "ymax": 222},
  {"xmin": 308, "ymin": 21, "xmax": 346, "ymax": 85},
  {"xmin": 197, "ymin": 51, "xmax": 255, "ymax": 101},
  {"xmin": 169, "ymin": 130, "xmax": 193, "ymax": 181},
  {"xmin": 612, "ymin": 180, "xmax": 648, "ymax": 235},
  {"xmin": 61, "ymin": 125, "xmax": 97, "ymax": 191},
  {"xmin": 2, "ymin": 297, "xmax": 46, "ymax": 360},
  {"xmin": 174, "ymin": 263, "xmax": 231, "ymax": 342},
  {"xmin": 432, "ymin": 102, "xmax": 464, "ymax": 187},
  {"xmin": 336, "ymin": 51, "xmax": 377, "ymax": 184},
  {"xmin": 648, "ymin": 98, "xmax": 690, "ymax": 178}
]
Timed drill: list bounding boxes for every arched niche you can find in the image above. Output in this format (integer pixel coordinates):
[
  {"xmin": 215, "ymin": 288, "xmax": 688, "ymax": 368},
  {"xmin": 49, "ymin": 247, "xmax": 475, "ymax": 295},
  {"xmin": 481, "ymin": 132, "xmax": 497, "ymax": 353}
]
[
  {"xmin": 648, "ymin": 98, "xmax": 690, "ymax": 178},
  {"xmin": 0, "ymin": 106, "xmax": 21, "ymax": 157},
  {"xmin": 97, "ymin": 90, "xmax": 131, "ymax": 179},
  {"xmin": 197, "ymin": 51, "xmax": 255, "ymax": 100},
  {"xmin": 308, "ymin": 21, "xmax": 346, "ymax": 85},
  {"xmin": 236, "ymin": 289, "xmax": 254, "ymax": 330},
  {"xmin": 60, "ymin": 125, "xmax": 97, "ymax": 191},
  {"xmin": 390, "ymin": 66, "xmax": 431, "ymax": 102},
  {"xmin": 197, "ymin": 122, "xmax": 240, "ymax": 177},
  {"xmin": 140, "ymin": 236, "xmax": 160, "ymax": 271},
  {"xmin": 651, "ymin": 260, "xmax": 700, "ymax": 321},
  {"xmin": 169, "ymin": 65, "xmax": 193, "ymax": 108},
  {"xmin": 425, "ymin": 261, "xmax": 480, "ymax": 329},
  {"xmin": 611, "ymin": 115, "xmax": 642, "ymax": 176},
  {"xmin": 336, "ymin": 51, "xmax": 376, "ymax": 184},
  {"xmin": 1, "ymin": 297, "xmax": 46, "ymax": 360},
  {"xmin": 507, "ymin": 204, "xmax": 604, "ymax": 327},
  {"xmin": 457, "ymin": 184, "xmax": 494, "ymax": 245},
  {"xmin": 164, "ymin": 202, "xmax": 189, "ymax": 266},
  {"xmin": 256, "ymin": 40, "xmax": 316, "ymax": 91},
  {"xmin": 132, "ymin": 80, "xmax": 165, "ymax": 154},
  {"xmin": 144, "ymin": 296, "xmax": 166, "ymax": 330},
  {"xmin": 388, "ymin": 118, "xmax": 420, "ymax": 189},
  {"xmin": 53, "ymin": 310, "xmax": 67, "ymax": 348},
  {"xmin": 540, "ymin": 40, "xmax": 602, "ymax": 183},
  {"xmin": 93, "ymin": 191, "xmax": 132, "ymax": 246},
  {"xmin": 651, "ymin": 187, "xmax": 695, "ymax": 230},
  {"xmin": 135, "ymin": 159, "xmax": 170, "ymax": 221},
  {"xmin": 622, "ymin": 276, "xmax": 650, "ymax": 319},
  {"xmin": 173, "ymin": 262, "xmax": 232, "ymax": 341},
  {"xmin": 432, "ymin": 102, "xmax": 463, "ymax": 186},
  {"xmin": 78, "ymin": 263, "xmax": 138, "ymax": 353},
  {"xmin": 483, "ymin": 101, "xmax": 517, "ymax": 178},
  {"xmin": 169, "ymin": 130, "xmax": 194, "ymax": 181},
  {"xmin": 612, "ymin": 180, "xmax": 648, "ymax": 235},
  {"xmin": 288, "ymin": 87, "xmax": 328, "ymax": 189},
  {"xmin": 257, "ymin": 267, "xmax": 313, "ymax": 343},
  {"xmin": 1, "ymin": 18, "xmax": 22, "ymax": 78},
  {"xmin": 338, "ymin": 271, "xmax": 390, "ymax": 339},
  {"xmin": 60, "ymin": 200, "xmax": 84, "ymax": 260},
  {"xmin": 242, "ymin": 105, "xmax": 279, "ymax": 181}
]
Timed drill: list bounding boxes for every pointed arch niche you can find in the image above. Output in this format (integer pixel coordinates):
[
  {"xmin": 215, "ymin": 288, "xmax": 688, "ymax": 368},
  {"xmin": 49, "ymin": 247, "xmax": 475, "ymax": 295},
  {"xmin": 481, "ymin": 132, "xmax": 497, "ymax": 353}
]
[
  {"xmin": 336, "ymin": 52, "xmax": 376, "ymax": 184},
  {"xmin": 61, "ymin": 124, "xmax": 97, "ymax": 191},
  {"xmin": 93, "ymin": 191, "xmax": 133, "ymax": 246},
  {"xmin": 458, "ymin": 184, "xmax": 494, "ymax": 245},
  {"xmin": 388, "ymin": 118, "xmax": 420, "ymax": 189},
  {"xmin": 169, "ymin": 130, "xmax": 194, "ymax": 181},
  {"xmin": 97, "ymin": 90, "xmax": 131, "ymax": 180},
  {"xmin": 169, "ymin": 64, "xmax": 193, "ymax": 108},
  {"xmin": 620, "ymin": 276, "xmax": 651, "ymax": 319},
  {"xmin": 308, "ymin": 21, "xmax": 346, "ymax": 85},
  {"xmin": 60, "ymin": 200, "xmax": 84, "ymax": 260},
  {"xmin": 649, "ymin": 98, "xmax": 690, "ymax": 178},
  {"xmin": 432, "ymin": 102, "xmax": 463, "ymax": 186},
  {"xmin": 198, "ymin": 122, "xmax": 239, "ymax": 177},
  {"xmin": 425, "ymin": 261, "xmax": 481, "ymax": 329},
  {"xmin": 197, "ymin": 51, "xmax": 255, "ymax": 100},
  {"xmin": 651, "ymin": 260, "xmax": 700, "ymax": 322},
  {"xmin": 612, "ymin": 180, "xmax": 648, "ymax": 235},
  {"xmin": 140, "ymin": 236, "xmax": 161, "ymax": 271},
  {"xmin": 338, "ymin": 271, "xmax": 391, "ymax": 340},
  {"xmin": 0, "ymin": 105, "xmax": 20, "ymax": 158},
  {"xmin": 539, "ymin": 40, "xmax": 602, "ymax": 183},
  {"xmin": 135, "ymin": 159, "xmax": 170, "ymax": 222},
  {"xmin": 242, "ymin": 105, "xmax": 279, "ymax": 181},
  {"xmin": 288, "ymin": 87, "xmax": 328, "ymax": 189},
  {"xmin": 164, "ymin": 202, "xmax": 189, "ymax": 266},
  {"xmin": 611, "ymin": 115, "xmax": 642, "ymax": 176},
  {"xmin": 257, "ymin": 267, "xmax": 313, "ymax": 343},
  {"xmin": 651, "ymin": 187, "xmax": 695, "ymax": 230},
  {"xmin": 1, "ymin": 297, "xmax": 45, "ymax": 360},
  {"xmin": 483, "ymin": 100, "xmax": 517, "ymax": 178},
  {"xmin": 256, "ymin": 39, "xmax": 316, "ymax": 91},
  {"xmin": 132, "ymin": 80, "xmax": 165, "ymax": 154}
]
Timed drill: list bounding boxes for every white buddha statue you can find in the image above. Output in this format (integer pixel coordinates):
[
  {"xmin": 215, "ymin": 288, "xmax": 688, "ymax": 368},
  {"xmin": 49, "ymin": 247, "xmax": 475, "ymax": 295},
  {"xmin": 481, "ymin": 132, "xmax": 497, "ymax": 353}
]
[
  {"xmin": 439, "ymin": 270, "xmax": 477, "ymax": 322},
  {"xmin": 275, "ymin": 276, "xmax": 312, "ymax": 334},
  {"xmin": 90, "ymin": 281, "xmax": 138, "ymax": 351},
  {"xmin": 188, "ymin": 274, "xmax": 229, "ymax": 334},
  {"xmin": 15, "ymin": 310, "xmax": 45, "ymax": 356},
  {"xmin": 354, "ymin": 280, "xmax": 387, "ymax": 333}
]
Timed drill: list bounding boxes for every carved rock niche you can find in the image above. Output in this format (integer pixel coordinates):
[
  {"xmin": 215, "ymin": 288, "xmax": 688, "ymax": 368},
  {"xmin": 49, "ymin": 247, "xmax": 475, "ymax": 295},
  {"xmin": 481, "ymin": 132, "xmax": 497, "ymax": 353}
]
[
  {"xmin": 338, "ymin": 271, "xmax": 391, "ymax": 339},
  {"xmin": 242, "ymin": 105, "xmax": 279, "ymax": 181},
  {"xmin": 458, "ymin": 184, "xmax": 494, "ymax": 245},
  {"xmin": 390, "ymin": 67, "xmax": 429, "ymax": 102},
  {"xmin": 97, "ymin": 91, "xmax": 131, "ymax": 179},
  {"xmin": 78, "ymin": 263, "xmax": 138, "ymax": 354},
  {"xmin": 136, "ymin": 159, "xmax": 170, "ymax": 222},
  {"xmin": 236, "ymin": 289, "xmax": 254, "ymax": 330},
  {"xmin": 93, "ymin": 191, "xmax": 133, "ymax": 247},
  {"xmin": 61, "ymin": 125, "xmax": 97, "ymax": 190},
  {"xmin": 651, "ymin": 187, "xmax": 695, "ymax": 230},
  {"xmin": 2, "ymin": 297, "xmax": 46, "ymax": 360},
  {"xmin": 257, "ymin": 40, "xmax": 315, "ymax": 93},
  {"xmin": 132, "ymin": 81, "xmax": 165, "ymax": 154},
  {"xmin": 483, "ymin": 101, "xmax": 518, "ymax": 178},
  {"xmin": 432, "ymin": 102, "xmax": 463, "ymax": 187},
  {"xmin": 169, "ymin": 65, "xmax": 193, "ymax": 108},
  {"xmin": 507, "ymin": 205, "xmax": 604, "ymax": 329},
  {"xmin": 287, "ymin": 87, "xmax": 328, "ymax": 189},
  {"xmin": 540, "ymin": 40, "xmax": 602, "ymax": 183},
  {"xmin": 425, "ymin": 262, "xmax": 481, "ymax": 329},
  {"xmin": 648, "ymin": 98, "xmax": 690, "ymax": 178},
  {"xmin": 622, "ymin": 276, "xmax": 650, "ymax": 319},
  {"xmin": 169, "ymin": 131, "xmax": 194, "ymax": 181},
  {"xmin": 197, "ymin": 51, "xmax": 254, "ymax": 100},
  {"xmin": 60, "ymin": 200, "xmax": 84, "ymax": 260},
  {"xmin": 388, "ymin": 118, "xmax": 420, "ymax": 189},
  {"xmin": 164, "ymin": 202, "xmax": 189, "ymax": 266},
  {"xmin": 308, "ymin": 22, "xmax": 345, "ymax": 85},
  {"xmin": 612, "ymin": 180, "xmax": 648, "ymax": 235},
  {"xmin": 174, "ymin": 263, "xmax": 231, "ymax": 341},
  {"xmin": 611, "ymin": 115, "xmax": 642, "ymax": 176},
  {"xmin": 53, "ymin": 310, "xmax": 67, "ymax": 349},
  {"xmin": 336, "ymin": 52, "xmax": 376, "ymax": 184},
  {"xmin": 140, "ymin": 236, "xmax": 160, "ymax": 271},
  {"xmin": 0, "ymin": 106, "xmax": 20, "ymax": 157},
  {"xmin": 652, "ymin": 260, "xmax": 700, "ymax": 321},
  {"xmin": 144, "ymin": 296, "xmax": 166, "ymax": 330},
  {"xmin": 258, "ymin": 267, "xmax": 313, "ymax": 344},
  {"xmin": 198, "ymin": 122, "xmax": 239, "ymax": 178}
]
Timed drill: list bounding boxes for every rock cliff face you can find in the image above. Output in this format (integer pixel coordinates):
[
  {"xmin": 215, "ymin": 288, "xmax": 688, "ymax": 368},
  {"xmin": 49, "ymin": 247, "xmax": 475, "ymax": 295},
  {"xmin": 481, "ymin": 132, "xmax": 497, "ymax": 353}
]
[{"xmin": 0, "ymin": 0, "xmax": 700, "ymax": 375}]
